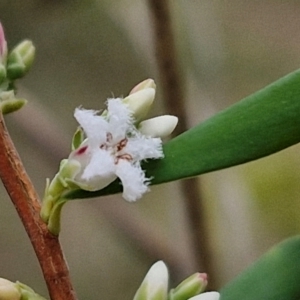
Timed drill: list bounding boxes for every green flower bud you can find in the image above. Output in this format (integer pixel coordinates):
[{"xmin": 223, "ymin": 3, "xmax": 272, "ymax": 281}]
[
  {"xmin": 7, "ymin": 40, "xmax": 35, "ymax": 80},
  {"xmin": 0, "ymin": 278, "xmax": 21, "ymax": 300},
  {"xmin": 40, "ymin": 159, "xmax": 81, "ymax": 224},
  {"xmin": 169, "ymin": 273, "xmax": 208, "ymax": 300},
  {"xmin": 16, "ymin": 282, "xmax": 48, "ymax": 300},
  {"xmin": 133, "ymin": 261, "xmax": 169, "ymax": 300}
]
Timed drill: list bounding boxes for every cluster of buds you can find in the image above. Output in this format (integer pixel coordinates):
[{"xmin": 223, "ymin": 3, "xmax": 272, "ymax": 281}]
[
  {"xmin": 0, "ymin": 278, "xmax": 46, "ymax": 300},
  {"xmin": 0, "ymin": 23, "xmax": 35, "ymax": 114},
  {"xmin": 133, "ymin": 261, "xmax": 220, "ymax": 300},
  {"xmin": 41, "ymin": 79, "xmax": 178, "ymax": 235}
]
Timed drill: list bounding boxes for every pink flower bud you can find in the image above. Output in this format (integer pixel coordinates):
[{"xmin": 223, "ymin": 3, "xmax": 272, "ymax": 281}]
[{"xmin": 0, "ymin": 23, "xmax": 7, "ymax": 62}]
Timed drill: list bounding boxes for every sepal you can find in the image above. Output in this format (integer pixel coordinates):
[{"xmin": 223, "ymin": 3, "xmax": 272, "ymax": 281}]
[
  {"xmin": 0, "ymin": 98, "xmax": 27, "ymax": 114},
  {"xmin": 0, "ymin": 90, "xmax": 27, "ymax": 114},
  {"xmin": 16, "ymin": 281, "xmax": 47, "ymax": 300},
  {"xmin": 0, "ymin": 64, "xmax": 6, "ymax": 84},
  {"xmin": 71, "ymin": 127, "xmax": 85, "ymax": 150}
]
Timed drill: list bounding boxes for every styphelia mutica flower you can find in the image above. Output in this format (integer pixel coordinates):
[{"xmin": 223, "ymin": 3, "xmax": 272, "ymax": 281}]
[
  {"xmin": 41, "ymin": 79, "xmax": 178, "ymax": 234},
  {"xmin": 68, "ymin": 98, "xmax": 164, "ymax": 202}
]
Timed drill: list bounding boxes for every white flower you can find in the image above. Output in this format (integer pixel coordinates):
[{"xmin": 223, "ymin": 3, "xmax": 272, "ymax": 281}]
[
  {"xmin": 68, "ymin": 98, "xmax": 163, "ymax": 202},
  {"xmin": 189, "ymin": 291, "xmax": 220, "ymax": 300}
]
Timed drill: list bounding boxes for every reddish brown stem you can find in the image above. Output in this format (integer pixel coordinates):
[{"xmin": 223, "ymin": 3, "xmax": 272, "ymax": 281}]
[
  {"xmin": 148, "ymin": 0, "xmax": 216, "ymax": 288},
  {"xmin": 0, "ymin": 112, "xmax": 77, "ymax": 300}
]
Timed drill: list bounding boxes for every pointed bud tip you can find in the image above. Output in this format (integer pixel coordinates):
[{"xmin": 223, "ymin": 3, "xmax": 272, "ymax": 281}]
[
  {"xmin": 129, "ymin": 78, "xmax": 156, "ymax": 95},
  {"xmin": 134, "ymin": 261, "xmax": 169, "ymax": 300},
  {"xmin": 145, "ymin": 260, "xmax": 169, "ymax": 285},
  {"xmin": 123, "ymin": 88, "xmax": 156, "ymax": 122},
  {"xmin": 197, "ymin": 273, "xmax": 208, "ymax": 284}
]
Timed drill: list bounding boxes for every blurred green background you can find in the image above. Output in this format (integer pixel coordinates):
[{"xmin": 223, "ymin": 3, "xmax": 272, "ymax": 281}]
[{"xmin": 1, "ymin": 1, "xmax": 300, "ymax": 299}]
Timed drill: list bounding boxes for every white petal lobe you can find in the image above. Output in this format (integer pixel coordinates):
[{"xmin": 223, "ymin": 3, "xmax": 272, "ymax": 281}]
[{"xmin": 116, "ymin": 160, "xmax": 149, "ymax": 202}]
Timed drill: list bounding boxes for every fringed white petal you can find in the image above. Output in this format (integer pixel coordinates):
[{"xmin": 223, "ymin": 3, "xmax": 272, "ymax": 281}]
[
  {"xmin": 116, "ymin": 160, "xmax": 149, "ymax": 202},
  {"xmin": 125, "ymin": 135, "xmax": 163, "ymax": 161},
  {"xmin": 107, "ymin": 98, "xmax": 133, "ymax": 141},
  {"xmin": 82, "ymin": 149, "xmax": 115, "ymax": 179},
  {"xmin": 74, "ymin": 108, "xmax": 108, "ymax": 146}
]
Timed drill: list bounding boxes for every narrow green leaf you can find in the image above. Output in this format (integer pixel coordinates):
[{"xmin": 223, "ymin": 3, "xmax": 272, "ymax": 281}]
[
  {"xmin": 220, "ymin": 236, "xmax": 300, "ymax": 300},
  {"xmin": 66, "ymin": 68, "xmax": 300, "ymax": 199}
]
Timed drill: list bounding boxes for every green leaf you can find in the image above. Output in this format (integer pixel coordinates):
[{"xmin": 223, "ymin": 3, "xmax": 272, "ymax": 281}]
[
  {"xmin": 66, "ymin": 68, "xmax": 300, "ymax": 199},
  {"xmin": 220, "ymin": 235, "xmax": 300, "ymax": 300}
]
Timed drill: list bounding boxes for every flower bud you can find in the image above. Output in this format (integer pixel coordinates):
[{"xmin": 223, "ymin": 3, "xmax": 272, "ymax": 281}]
[
  {"xmin": 0, "ymin": 278, "xmax": 21, "ymax": 300},
  {"xmin": 169, "ymin": 273, "xmax": 207, "ymax": 300},
  {"xmin": 123, "ymin": 88, "xmax": 155, "ymax": 122},
  {"xmin": 133, "ymin": 261, "xmax": 169, "ymax": 300},
  {"xmin": 129, "ymin": 79, "xmax": 156, "ymax": 95},
  {"xmin": 7, "ymin": 40, "xmax": 35, "ymax": 80},
  {"xmin": 0, "ymin": 98, "xmax": 27, "ymax": 114},
  {"xmin": 138, "ymin": 115, "xmax": 178, "ymax": 138},
  {"xmin": 189, "ymin": 292, "xmax": 220, "ymax": 300},
  {"xmin": 0, "ymin": 23, "xmax": 8, "ymax": 63},
  {"xmin": 16, "ymin": 281, "xmax": 47, "ymax": 300},
  {"xmin": 0, "ymin": 91, "xmax": 27, "ymax": 114}
]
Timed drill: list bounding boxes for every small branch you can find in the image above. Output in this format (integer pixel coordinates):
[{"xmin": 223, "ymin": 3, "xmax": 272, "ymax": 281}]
[
  {"xmin": 148, "ymin": 0, "xmax": 216, "ymax": 287},
  {"xmin": 0, "ymin": 112, "xmax": 77, "ymax": 300}
]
